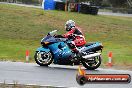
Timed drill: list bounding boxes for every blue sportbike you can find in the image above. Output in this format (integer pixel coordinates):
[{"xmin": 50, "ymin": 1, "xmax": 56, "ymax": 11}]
[{"xmin": 34, "ymin": 30, "xmax": 103, "ymax": 70}]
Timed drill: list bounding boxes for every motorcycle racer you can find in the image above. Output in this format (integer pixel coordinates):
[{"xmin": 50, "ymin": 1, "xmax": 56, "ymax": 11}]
[{"xmin": 63, "ymin": 20, "xmax": 86, "ymax": 53}]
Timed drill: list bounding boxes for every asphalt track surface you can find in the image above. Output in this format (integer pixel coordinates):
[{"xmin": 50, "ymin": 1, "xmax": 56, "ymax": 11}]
[
  {"xmin": 98, "ymin": 12, "xmax": 132, "ymax": 17},
  {"xmin": 0, "ymin": 61, "xmax": 132, "ymax": 88}
]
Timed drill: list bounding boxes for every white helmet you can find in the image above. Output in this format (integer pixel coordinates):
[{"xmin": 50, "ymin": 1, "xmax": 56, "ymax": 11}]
[{"xmin": 65, "ymin": 20, "xmax": 75, "ymax": 31}]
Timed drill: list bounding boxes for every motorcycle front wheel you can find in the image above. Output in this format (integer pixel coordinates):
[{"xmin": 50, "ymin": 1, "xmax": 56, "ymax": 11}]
[
  {"xmin": 81, "ymin": 55, "xmax": 101, "ymax": 70},
  {"xmin": 34, "ymin": 51, "xmax": 53, "ymax": 66}
]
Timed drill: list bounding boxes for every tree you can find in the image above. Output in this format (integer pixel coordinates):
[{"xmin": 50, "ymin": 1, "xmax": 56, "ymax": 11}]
[{"xmin": 108, "ymin": 0, "xmax": 127, "ymax": 8}]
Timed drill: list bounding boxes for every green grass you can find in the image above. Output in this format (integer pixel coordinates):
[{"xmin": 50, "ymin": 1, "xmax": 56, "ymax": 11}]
[{"xmin": 0, "ymin": 4, "xmax": 132, "ymax": 66}]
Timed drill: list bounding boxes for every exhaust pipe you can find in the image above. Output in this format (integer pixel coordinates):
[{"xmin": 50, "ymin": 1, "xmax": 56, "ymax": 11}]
[{"xmin": 82, "ymin": 53, "xmax": 101, "ymax": 59}]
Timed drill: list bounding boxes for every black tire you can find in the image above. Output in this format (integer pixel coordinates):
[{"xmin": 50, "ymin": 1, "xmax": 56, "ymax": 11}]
[
  {"xmin": 34, "ymin": 51, "xmax": 53, "ymax": 66},
  {"xmin": 81, "ymin": 55, "xmax": 101, "ymax": 70}
]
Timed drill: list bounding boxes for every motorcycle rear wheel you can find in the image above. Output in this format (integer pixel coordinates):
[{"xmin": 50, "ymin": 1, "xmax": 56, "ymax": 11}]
[
  {"xmin": 81, "ymin": 55, "xmax": 101, "ymax": 70},
  {"xmin": 34, "ymin": 51, "xmax": 53, "ymax": 66}
]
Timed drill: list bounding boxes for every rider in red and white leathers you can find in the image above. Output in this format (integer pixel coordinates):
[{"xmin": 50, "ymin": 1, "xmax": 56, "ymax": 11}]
[{"xmin": 63, "ymin": 20, "xmax": 86, "ymax": 53}]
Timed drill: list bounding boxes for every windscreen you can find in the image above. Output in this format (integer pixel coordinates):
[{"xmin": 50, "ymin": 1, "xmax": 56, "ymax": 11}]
[{"xmin": 49, "ymin": 30, "xmax": 57, "ymax": 36}]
